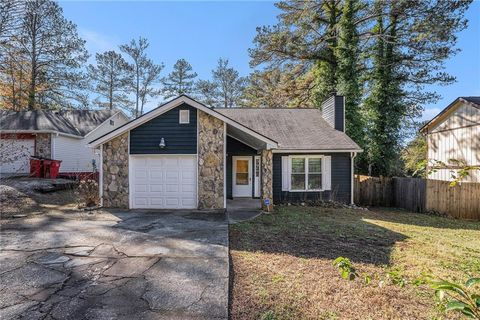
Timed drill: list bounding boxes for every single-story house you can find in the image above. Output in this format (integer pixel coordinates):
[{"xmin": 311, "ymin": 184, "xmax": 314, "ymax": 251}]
[
  {"xmin": 420, "ymin": 96, "xmax": 480, "ymax": 183},
  {"xmin": 0, "ymin": 109, "xmax": 129, "ymax": 176},
  {"xmin": 89, "ymin": 95, "xmax": 361, "ymax": 210}
]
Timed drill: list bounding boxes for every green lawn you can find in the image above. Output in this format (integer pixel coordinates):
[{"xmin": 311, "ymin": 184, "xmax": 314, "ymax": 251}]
[{"xmin": 229, "ymin": 206, "xmax": 480, "ymax": 320}]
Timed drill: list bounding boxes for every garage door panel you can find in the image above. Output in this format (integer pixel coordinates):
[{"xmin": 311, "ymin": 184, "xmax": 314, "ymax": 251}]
[
  {"xmin": 134, "ymin": 184, "xmax": 148, "ymax": 192},
  {"xmin": 149, "ymin": 169, "xmax": 164, "ymax": 179},
  {"xmin": 181, "ymin": 184, "xmax": 195, "ymax": 192},
  {"xmin": 149, "ymin": 198, "xmax": 164, "ymax": 206},
  {"xmin": 134, "ymin": 169, "xmax": 148, "ymax": 179},
  {"xmin": 164, "ymin": 158, "xmax": 179, "ymax": 167},
  {"xmin": 134, "ymin": 197, "xmax": 149, "ymax": 206},
  {"xmin": 165, "ymin": 170, "xmax": 179, "ymax": 180},
  {"xmin": 165, "ymin": 198, "xmax": 180, "ymax": 207},
  {"xmin": 165, "ymin": 184, "xmax": 179, "ymax": 192},
  {"xmin": 181, "ymin": 200, "xmax": 196, "ymax": 207},
  {"xmin": 130, "ymin": 155, "xmax": 197, "ymax": 209},
  {"xmin": 149, "ymin": 184, "xmax": 163, "ymax": 192}
]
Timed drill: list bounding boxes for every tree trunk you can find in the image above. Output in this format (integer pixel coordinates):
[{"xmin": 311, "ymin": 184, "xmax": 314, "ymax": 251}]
[
  {"xmin": 135, "ymin": 64, "xmax": 139, "ymax": 117},
  {"xmin": 27, "ymin": 13, "xmax": 38, "ymax": 110}
]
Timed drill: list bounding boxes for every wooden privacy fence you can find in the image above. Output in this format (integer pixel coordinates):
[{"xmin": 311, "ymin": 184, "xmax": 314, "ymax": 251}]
[{"xmin": 354, "ymin": 175, "xmax": 480, "ymax": 220}]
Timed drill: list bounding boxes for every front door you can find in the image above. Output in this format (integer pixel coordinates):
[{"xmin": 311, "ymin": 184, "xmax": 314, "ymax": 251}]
[{"xmin": 232, "ymin": 156, "xmax": 252, "ymax": 197}]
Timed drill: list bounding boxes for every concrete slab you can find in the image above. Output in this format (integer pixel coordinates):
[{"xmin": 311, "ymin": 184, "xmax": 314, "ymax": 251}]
[
  {"xmin": 227, "ymin": 198, "xmax": 263, "ymax": 224},
  {"xmin": 0, "ymin": 210, "xmax": 229, "ymax": 320}
]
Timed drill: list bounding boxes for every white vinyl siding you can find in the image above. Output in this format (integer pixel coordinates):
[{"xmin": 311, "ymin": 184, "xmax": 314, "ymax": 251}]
[
  {"xmin": 52, "ymin": 113, "xmax": 128, "ymax": 173},
  {"xmin": 281, "ymin": 155, "xmax": 331, "ymax": 191},
  {"xmin": 53, "ymin": 136, "xmax": 97, "ymax": 172},
  {"xmin": 427, "ymin": 102, "xmax": 480, "ymax": 182}
]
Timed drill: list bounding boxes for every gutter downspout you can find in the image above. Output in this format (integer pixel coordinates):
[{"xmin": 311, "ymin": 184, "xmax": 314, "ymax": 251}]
[{"xmin": 351, "ymin": 152, "xmax": 357, "ymax": 205}]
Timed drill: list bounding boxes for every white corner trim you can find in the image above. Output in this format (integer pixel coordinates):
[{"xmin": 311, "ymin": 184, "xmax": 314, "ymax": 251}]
[
  {"xmin": 99, "ymin": 144, "xmax": 103, "ymax": 207},
  {"xmin": 223, "ymin": 122, "xmax": 227, "ymax": 209},
  {"xmin": 88, "ymin": 96, "xmax": 278, "ymax": 149},
  {"xmin": 351, "ymin": 152, "xmax": 357, "ymax": 205},
  {"xmin": 196, "ymin": 110, "xmax": 199, "ymax": 209}
]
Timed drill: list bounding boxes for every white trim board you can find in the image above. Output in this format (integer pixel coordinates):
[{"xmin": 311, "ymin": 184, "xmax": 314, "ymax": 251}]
[
  {"xmin": 88, "ymin": 95, "xmax": 278, "ymax": 149},
  {"xmin": 273, "ymin": 149, "xmax": 363, "ymax": 153}
]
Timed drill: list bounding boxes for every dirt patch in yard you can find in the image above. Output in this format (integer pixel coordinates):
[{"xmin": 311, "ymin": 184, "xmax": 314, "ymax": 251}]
[
  {"xmin": 0, "ymin": 177, "xmax": 79, "ymax": 219},
  {"xmin": 230, "ymin": 206, "xmax": 480, "ymax": 320}
]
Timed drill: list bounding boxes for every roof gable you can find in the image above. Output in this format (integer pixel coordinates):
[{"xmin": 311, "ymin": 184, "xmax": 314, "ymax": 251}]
[
  {"xmin": 88, "ymin": 95, "xmax": 278, "ymax": 148},
  {"xmin": 421, "ymin": 97, "xmax": 480, "ymax": 133}
]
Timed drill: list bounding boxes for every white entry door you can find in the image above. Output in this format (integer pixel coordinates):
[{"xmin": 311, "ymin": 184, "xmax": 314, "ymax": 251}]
[
  {"xmin": 130, "ymin": 155, "xmax": 197, "ymax": 209},
  {"xmin": 233, "ymin": 156, "xmax": 252, "ymax": 197}
]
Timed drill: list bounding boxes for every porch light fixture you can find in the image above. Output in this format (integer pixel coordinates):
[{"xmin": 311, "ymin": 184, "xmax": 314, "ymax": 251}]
[{"xmin": 159, "ymin": 138, "xmax": 166, "ymax": 149}]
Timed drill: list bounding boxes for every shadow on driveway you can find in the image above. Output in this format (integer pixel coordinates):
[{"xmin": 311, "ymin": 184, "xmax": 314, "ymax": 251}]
[{"xmin": 0, "ymin": 210, "xmax": 229, "ymax": 320}]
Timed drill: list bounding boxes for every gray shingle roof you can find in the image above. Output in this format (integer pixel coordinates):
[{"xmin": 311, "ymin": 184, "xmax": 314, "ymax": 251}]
[
  {"xmin": 461, "ymin": 96, "xmax": 480, "ymax": 107},
  {"xmin": 0, "ymin": 109, "xmax": 119, "ymax": 137},
  {"xmin": 215, "ymin": 108, "xmax": 361, "ymax": 151}
]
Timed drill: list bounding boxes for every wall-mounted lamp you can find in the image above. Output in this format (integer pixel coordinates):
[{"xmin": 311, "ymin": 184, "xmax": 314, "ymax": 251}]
[{"xmin": 159, "ymin": 138, "xmax": 166, "ymax": 149}]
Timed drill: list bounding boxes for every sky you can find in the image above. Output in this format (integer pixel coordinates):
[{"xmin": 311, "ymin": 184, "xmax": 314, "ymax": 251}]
[{"xmin": 60, "ymin": 1, "xmax": 480, "ymax": 120}]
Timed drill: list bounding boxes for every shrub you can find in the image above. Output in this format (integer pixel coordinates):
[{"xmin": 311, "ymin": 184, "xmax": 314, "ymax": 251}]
[
  {"xmin": 430, "ymin": 277, "xmax": 480, "ymax": 319},
  {"xmin": 77, "ymin": 179, "xmax": 99, "ymax": 207}
]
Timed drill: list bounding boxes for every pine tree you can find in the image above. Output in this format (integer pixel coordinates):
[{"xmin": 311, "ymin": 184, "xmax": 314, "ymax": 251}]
[
  {"xmin": 196, "ymin": 58, "xmax": 247, "ymax": 108},
  {"xmin": 243, "ymin": 64, "xmax": 315, "ymax": 108},
  {"xmin": 87, "ymin": 51, "xmax": 133, "ymax": 111},
  {"xmin": 335, "ymin": 0, "xmax": 364, "ymax": 150},
  {"xmin": 120, "ymin": 37, "xmax": 163, "ymax": 117},
  {"xmin": 0, "ymin": 0, "xmax": 89, "ymax": 110},
  {"xmin": 363, "ymin": 1, "xmax": 404, "ymax": 176},
  {"xmin": 312, "ymin": 0, "xmax": 342, "ymax": 104},
  {"xmin": 161, "ymin": 59, "xmax": 197, "ymax": 99}
]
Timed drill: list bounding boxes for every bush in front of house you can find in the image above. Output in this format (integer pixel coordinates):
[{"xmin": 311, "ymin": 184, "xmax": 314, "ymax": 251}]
[{"xmin": 77, "ymin": 179, "xmax": 99, "ymax": 208}]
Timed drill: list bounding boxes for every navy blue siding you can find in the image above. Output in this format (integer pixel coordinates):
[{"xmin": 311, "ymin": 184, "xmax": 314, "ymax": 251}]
[
  {"xmin": 226, "ymin": 137, "xmax": 257, "ymax": 199},
  {"xmin": 272, "ymin": 153, "xmax": 352, "ymax": 204},
  {"xmin": 129, "ymin": 104, "xmax": 197, "ymax": 154}
]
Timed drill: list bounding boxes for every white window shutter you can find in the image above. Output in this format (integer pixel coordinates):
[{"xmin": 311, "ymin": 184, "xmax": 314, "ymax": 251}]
[
  {"xmin": 322, "ymin": 156, "xmax": 331, "ymax": 190},
  {"xmin": 281, "ymin": 156, "xmax": 290, "ymax": 191}
]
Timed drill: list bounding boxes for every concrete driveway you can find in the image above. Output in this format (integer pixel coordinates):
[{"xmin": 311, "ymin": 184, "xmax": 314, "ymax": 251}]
[{"xmin": 0, "ymin": 210, "xmax": 228, "ymax": 320}]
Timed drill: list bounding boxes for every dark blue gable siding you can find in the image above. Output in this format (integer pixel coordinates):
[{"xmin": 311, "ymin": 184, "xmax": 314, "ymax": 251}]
[
  {"xmin": 272, "ymin": 153, "xmax": 352, "ymax": 204},
  {"xmin": 129, "ymin": 104, "xmax": 197, "ymax": 154}
]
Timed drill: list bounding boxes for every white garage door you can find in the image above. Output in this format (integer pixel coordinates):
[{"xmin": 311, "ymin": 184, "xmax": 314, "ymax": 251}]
[
  {"xmin": 130, "ymin": 155, "xmax": 197, "ymax": 209},
  {"xmin": 0, "ymin": 139, "xmax": 35, "ymax": 174}
]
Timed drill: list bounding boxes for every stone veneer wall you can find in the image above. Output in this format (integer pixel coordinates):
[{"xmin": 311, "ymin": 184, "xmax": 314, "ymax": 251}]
[
  {"xmin": 261, "ymin": 149, "xmax": 273, "ymax": 211},
  {"xmin": 35, "ymin": 133, "xmax": 51, "ymax": 158},
  {"xmin": 198, "ymin": 110, "xmax": 224, "ymax": 209},
  {"xmin": 102, "ymin": 133, "xmax": 129, "ymax": 208}
]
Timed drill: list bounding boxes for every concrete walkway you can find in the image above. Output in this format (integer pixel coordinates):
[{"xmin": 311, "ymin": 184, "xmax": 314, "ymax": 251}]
[
  {"xmin": 0, "ymin": 210, "xmax": 229, "ymax": 320},
  {"xmin": 227, "ymin": 198, "xmax": 263, "ymax": 224}
]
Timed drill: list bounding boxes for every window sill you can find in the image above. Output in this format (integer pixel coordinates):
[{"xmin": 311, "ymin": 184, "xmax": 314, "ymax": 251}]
[{"xmin": 288, "ymin": 189, "xmax": 324, "ymax": 192}]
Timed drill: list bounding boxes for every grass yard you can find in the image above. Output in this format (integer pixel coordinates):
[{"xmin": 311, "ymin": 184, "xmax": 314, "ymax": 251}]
[{"xmin": 229, "ymin": 206, "xmax": 480, "ymax": 320}]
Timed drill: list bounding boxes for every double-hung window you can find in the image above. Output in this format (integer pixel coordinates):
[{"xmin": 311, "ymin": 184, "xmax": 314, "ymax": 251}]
[{"xmin": 290, "ymin": 156, "xmax": 322, "ymax": 191}]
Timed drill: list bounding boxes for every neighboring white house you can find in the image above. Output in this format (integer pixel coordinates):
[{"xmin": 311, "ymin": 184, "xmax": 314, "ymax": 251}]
[
  {"xmin": 420, "ymin": 96, "xmax": 480, "ymax": 183},
  {"xmin": 0, "ymin": 109, "xmax": 129, "ymax": 176}
]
